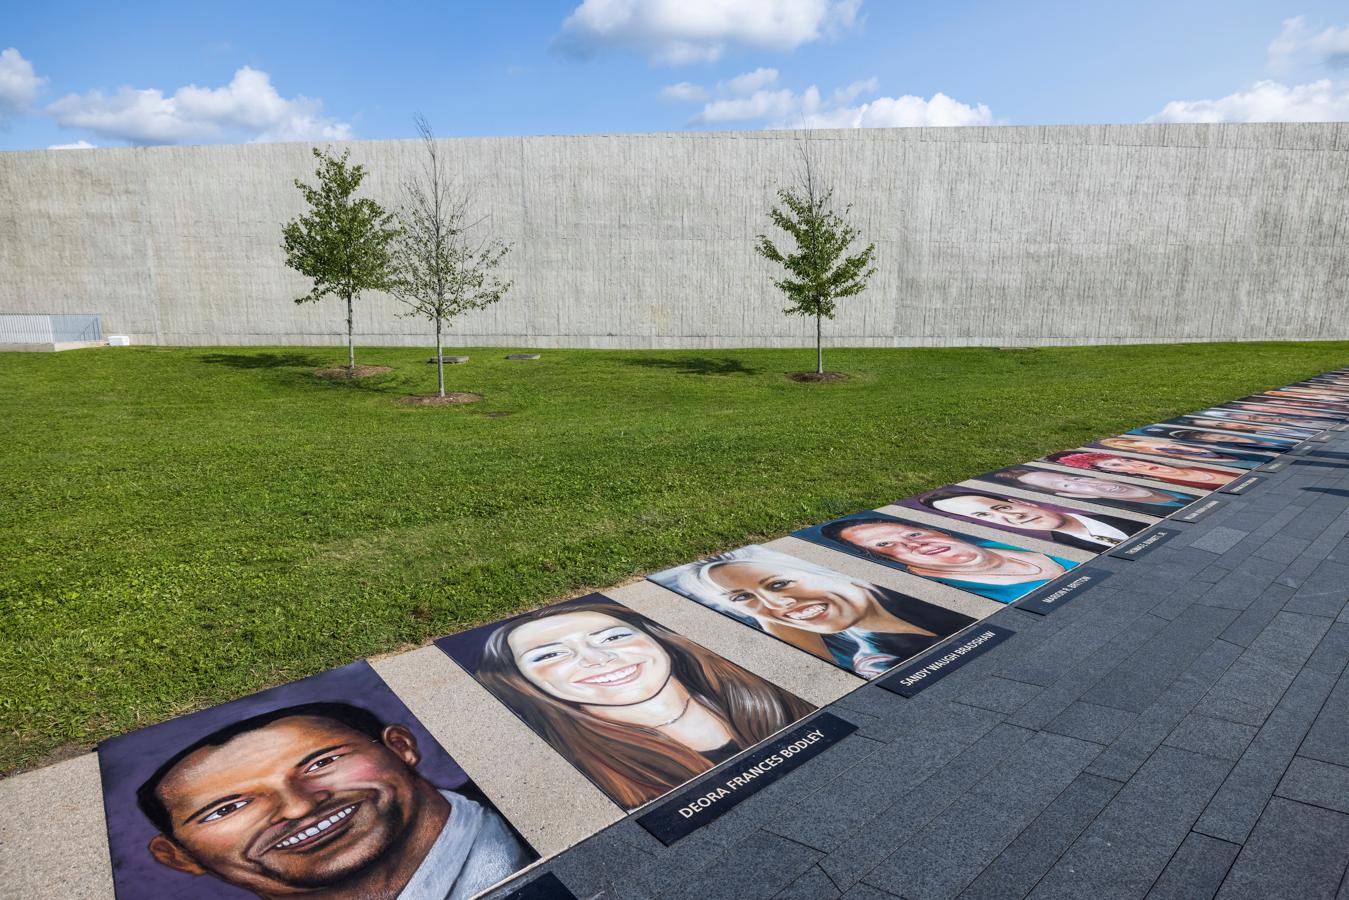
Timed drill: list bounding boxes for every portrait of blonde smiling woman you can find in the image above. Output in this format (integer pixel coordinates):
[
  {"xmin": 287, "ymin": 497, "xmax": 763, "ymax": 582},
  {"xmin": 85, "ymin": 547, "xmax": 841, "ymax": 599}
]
[
  {"xmin": 652, "ymin": 546, "xmax": 975, "ymax": 678},
  {"xmin": 449, "ymin": 597, "xmax": 815, "ymax": 810}
]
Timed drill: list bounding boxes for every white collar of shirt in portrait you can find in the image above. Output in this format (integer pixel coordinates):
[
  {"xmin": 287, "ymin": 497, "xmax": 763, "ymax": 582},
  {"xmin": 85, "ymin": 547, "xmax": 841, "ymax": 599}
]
[{"xmin": 1063, "ymin": 512, "xmax": 1127, "ymax": 545}]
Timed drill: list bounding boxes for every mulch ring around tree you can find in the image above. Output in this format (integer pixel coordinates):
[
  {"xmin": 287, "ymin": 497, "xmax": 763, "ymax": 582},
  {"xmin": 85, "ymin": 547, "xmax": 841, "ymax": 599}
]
[
  {"xmin": 398, "ymin": 392, "xmax": 484, "ymax": 406},
  {"xmin": 788, "ymin": 371, "xmax": 849, "ymax": 383},
  {"xmin": 314, "ymin": 365, "xmax": 394, "ymax": 379}
]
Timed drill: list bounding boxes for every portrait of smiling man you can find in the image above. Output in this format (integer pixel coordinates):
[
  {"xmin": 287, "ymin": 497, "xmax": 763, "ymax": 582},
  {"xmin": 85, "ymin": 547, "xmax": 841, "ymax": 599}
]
[
  {"xmin": 100, "ymin": 663, "xmax": 534, "ymax": 900},
  {"xmin": 908, "ymin": 486, "xmax": 1145, "ymax": 551}
]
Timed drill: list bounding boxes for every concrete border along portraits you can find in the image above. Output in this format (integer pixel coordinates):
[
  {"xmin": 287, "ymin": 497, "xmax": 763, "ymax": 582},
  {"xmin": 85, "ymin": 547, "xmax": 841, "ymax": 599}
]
[{"xmin": 5, "ymin": 370, "xmax": 1345, "ymax": 900}]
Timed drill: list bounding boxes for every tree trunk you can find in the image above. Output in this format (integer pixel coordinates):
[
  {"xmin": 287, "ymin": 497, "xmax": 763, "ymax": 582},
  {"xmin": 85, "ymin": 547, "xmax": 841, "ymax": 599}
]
[
  {"xmin": 346, "ymin": 292, "xmax": 355, "ymax": 373},
  {"xmin": 435, "ymin": 318, "xmax": 445, "ymax": 398},
  {"xmin": 816, "ymin": 312, "xmax": 823, "ymax": 374}
]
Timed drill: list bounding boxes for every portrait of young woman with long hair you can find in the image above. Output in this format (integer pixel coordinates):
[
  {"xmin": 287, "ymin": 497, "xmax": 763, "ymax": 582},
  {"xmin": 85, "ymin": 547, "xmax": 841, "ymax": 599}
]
[{"xmin": 443, "ymin": 596, "xmax": 815, "ymax": 810}]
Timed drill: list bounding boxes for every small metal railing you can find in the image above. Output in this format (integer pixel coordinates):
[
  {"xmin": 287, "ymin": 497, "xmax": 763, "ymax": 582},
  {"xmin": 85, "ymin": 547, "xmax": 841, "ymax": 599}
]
[{"xmin": 0, "ymin": 314, "xmax": 102, "ymax": 343}]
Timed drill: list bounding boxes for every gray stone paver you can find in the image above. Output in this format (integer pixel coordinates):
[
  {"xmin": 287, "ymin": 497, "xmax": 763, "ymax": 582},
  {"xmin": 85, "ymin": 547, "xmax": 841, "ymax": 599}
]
[
  {"xmin": 658, "ymin": 831, "xmax": 823, "ymax": 900},
  {"xmin": 1214, "ymin": 798, "xmax": 1349, "ymax": 900},
  {"xmin": 956, "ymin": 773, "xmax": 1122, "ymax": 900},
  {"xmin": 816, "ymin": 723, "xmax": 1038, "ymax": 890},
  {"xmin": 1163, "ymin": 713, "xmax": 1259, "ymax": 761},
  {"xmin": 1145, "ymin": 832, "xmax": 1241, "ymax": 900},
  {"xmin": 1192, "ymin": 665, "xmax": 1337, "ymax": 844},
  {"xmin": 859, "ymin": 731, "xmax": 1101, "ymax": 900},
  {"xmin": 773, "ymin": 866, "xmax": 842, "ymax": 900},
  {"xmin": 1298, "ymin": 666, "xmax": 1349, "ymax": 769},
  {"xmin": 1042, "ymin": 700, "xmax": 1136, "ymax": 746},
  {"xmin": 1024, "ymin": 746, "xmax": 1234, "ymax": 900},
  {"xmin": 1190, "ymin": 526, "xmax": 1250, "ymax": 554},
  {"xmin": 1276, "ymin": 756, "xmax": 1349, "ymax": 815}
]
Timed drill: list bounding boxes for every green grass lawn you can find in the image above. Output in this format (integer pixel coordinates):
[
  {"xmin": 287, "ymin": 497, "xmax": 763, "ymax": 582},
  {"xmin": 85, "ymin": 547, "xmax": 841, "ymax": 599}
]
[{"xmin": 2, "ymin": 341, "xmax": 1346, "ymax": 773}]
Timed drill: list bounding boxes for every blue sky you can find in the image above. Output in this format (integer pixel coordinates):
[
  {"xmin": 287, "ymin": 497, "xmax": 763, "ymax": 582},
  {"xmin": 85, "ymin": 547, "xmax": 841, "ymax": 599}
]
[{"xmin": 2, "ymin": 1, "xmax": 1347, "ymax": 151}]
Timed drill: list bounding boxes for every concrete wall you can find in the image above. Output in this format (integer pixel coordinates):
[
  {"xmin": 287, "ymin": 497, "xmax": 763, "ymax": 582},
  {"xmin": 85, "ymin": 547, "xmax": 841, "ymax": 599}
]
[{"xmin": 2, "ymin": 123, "xmax": 1347, "ymax": 348}]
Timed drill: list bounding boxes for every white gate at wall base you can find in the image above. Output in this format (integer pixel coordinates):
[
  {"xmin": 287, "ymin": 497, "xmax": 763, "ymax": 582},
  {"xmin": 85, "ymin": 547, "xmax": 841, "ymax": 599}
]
[{"xmin": 0, "ymin": 314, "xmax": 102, "ymax": 343}]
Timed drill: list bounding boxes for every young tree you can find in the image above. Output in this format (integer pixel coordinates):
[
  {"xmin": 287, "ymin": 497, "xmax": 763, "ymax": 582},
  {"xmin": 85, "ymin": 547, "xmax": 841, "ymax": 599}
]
[
  {"xmin": 390, "ymin": 116, "xmax": 512, "ymax": 397},
  {"xmin": 754, "ymin": 148, "xmax": 876, "ymax": 376},
  {"xmin": 282, "ymin": 147, "xmax": 399, "ymax": 374}
]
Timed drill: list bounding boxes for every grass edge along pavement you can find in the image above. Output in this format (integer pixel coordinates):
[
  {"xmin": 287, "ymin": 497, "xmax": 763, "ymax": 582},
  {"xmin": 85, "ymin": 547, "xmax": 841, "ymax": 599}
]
[{"xmin": 3, "ymin": 342, "xmax": 1349, "ymax": 774}]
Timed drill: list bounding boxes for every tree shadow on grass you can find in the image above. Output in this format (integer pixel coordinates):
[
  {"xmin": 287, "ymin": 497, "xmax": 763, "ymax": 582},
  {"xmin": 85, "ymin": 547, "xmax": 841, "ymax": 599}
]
[
  {"xmin": 198, "ymin": 352, "xmax": 330, "ymax": 369},
  {"xmin": 625, "ymin": 356, "xmax": 761, "ymax": 376}
]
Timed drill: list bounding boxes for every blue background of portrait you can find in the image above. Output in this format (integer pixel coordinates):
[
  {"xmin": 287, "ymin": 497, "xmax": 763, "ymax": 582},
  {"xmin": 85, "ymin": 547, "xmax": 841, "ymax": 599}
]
[{"xmin": 793, "ymin": 509, "xmax": 1079, "ymax": 604}]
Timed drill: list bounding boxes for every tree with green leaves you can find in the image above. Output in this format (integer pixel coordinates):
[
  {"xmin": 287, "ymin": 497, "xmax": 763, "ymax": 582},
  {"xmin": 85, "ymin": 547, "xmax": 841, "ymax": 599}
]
[
  {"xmin": 754, "ymin": 148, "xmax": 876, "ymax": 376},
  {"xmin": 282, "ymin": 147, "xmax": 400, "ymax": 375},
  {"xmin": 390, "ymin": 116, "xmax": 512, "ymax": 398}
]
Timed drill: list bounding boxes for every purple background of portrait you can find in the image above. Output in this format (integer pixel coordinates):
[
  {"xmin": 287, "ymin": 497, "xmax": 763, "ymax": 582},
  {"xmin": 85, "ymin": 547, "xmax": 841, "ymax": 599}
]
[{"xmin": 98, "ymin": 661, "xmax": 472, "ymax": 900}]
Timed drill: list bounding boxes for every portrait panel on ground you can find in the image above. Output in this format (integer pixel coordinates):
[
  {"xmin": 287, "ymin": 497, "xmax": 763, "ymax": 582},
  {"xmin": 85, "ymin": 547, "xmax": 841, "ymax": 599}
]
[
  {"xmin": 1292, "ymin": 380, "xmax": 1349, "ymax": 395},
  {"xmin": 1126, "ymin": 424, "xmax": 1293, "ymax": 454},
  {"xmin": 1085, "ymin": 435, "xmax": 1272, "ymax": 469},
  {"xmin": 968, "ymin": 464, "xmax": 1194, "ymax": 516},
  {"xmin": 900, "ymin": 485, "xmax": 1147, "ymax": 552},
  {"xmin": 648, "ymin": 545, "xmax": 978, "ymax": 680},
  {"xmin": 1192, "ymin": 407, "xmax": 1336, "ymax": 431},
  {"xmin": 794, "ymin": 510, "xmax": 1080, "ymax": 604},
  {"xmin": 1165, "ymin": 415, "xmax": 1321, "ymax": 442},
  {"xmin": 1263, "ymin": 387, "xmax": 1349, "ymax": 406},
  {"xmin": 1225, "ymin": 400, "xmax": 1346, "ymax": 421},
  {"xmin": 97, "ymin": 661, "xmax": 536, "ymax": 900},
  {"xmin": 1247, "ymin": 392, "xmax": 1349, "ymax": 413},
  {"xmin": 1298, "ymin": 385, "xmax": 1349, "ymax": 400},
  {"xmin": 1041, "ymin": 450, "xmax": 1238, "ymax": 490},
  {"xmin": 434, "ymin": 594, "xmax": 816, "ymax": 812},
  {"xmin": 1304, "ymin": 378, "xmax": 1349, "ymax": 391}
]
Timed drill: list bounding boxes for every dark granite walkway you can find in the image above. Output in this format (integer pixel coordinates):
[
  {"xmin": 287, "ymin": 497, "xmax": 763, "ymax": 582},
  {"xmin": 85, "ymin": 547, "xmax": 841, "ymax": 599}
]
[{"xmin": 492, "ymin": 437, "xmax": 1349, "ymax": 900}]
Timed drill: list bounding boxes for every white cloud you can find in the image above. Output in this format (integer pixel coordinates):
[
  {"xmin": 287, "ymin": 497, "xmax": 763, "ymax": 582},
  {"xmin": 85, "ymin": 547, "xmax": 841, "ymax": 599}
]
[
  {"xmin": 661, "ymin": 81, "xmax": 710, "ymax": 102},
  {"xmin": 724, "ymin": 66, "xmax": 779, "ymax": 95},
  {"xmin": 559, "ymin": 0, "xmax": 861, "ymax": 65},
  {"xmin": 831, "ymin": 77, "xmax": 877, "ymax": 105},
  {"xmin": 0, "ymin": 48, "xmax": 47, "ymax": 120},
  {"xmin": 1147, "ymin": 79, "xmax": 1349, "ymax": 123},
  {"xmin": 798, "ymin": 91, "xmax": 994, "ymax": 127},
  {"xmin": 683, "ymin": 71, "xmax": 993, "ymax": 128},
  {"xmin": 1269, "ymin": 17, "xmax": 1349, "ymax": 71},
  {"xmin": 46, "ymin": 66, "xmax": 352, "ymax": 145},
  {"xmin": 48, "ymin": 140, "xmax": 96, "ymax": 150},
  {"xmin": 699, "ymin": 87, "xmax": 801, "ymax": 122}
]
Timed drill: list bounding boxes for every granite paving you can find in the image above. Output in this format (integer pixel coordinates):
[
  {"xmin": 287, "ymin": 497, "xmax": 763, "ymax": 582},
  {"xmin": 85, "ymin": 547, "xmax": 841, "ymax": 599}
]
[{"xmin": 492, "ymin": 425, "xmax": 1349, "ymax": 900}]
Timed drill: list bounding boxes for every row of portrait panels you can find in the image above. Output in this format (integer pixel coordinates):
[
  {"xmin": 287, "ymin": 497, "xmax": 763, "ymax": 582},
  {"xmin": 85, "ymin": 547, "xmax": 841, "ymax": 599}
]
[{"xmin": 96, "ymin": 370, "xmax": 1349, "ymax": 899}]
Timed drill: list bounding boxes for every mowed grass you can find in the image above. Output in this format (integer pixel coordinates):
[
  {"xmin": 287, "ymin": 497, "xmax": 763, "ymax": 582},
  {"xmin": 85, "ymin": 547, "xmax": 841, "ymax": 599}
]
[{"xmin": 2, "ymin": 342, "xmax": 1346, "ymax": 773}]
